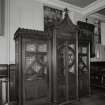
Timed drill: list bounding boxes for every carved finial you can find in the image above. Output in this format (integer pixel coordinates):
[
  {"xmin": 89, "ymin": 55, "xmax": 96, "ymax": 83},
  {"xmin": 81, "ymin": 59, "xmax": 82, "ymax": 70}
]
[
  {"xmin": 86, "ymin": 18, "xmax": 88, "ymax": 23},
  {"xmin": 64, "ymin": 8, "xmax": 69, "ymax": 14},
  {"xmin": 64, "ymin": 8, "xmax": 69, "ymax": 17}
]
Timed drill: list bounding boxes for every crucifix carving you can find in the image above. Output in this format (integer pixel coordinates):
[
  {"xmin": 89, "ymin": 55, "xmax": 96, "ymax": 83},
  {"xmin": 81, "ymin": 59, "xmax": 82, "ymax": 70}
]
[
  {"xmin": 86, "ymin": 18, "xmax": 88, "ymax": 23},
  {"xmin": 64, "ymin": 8, "xmax": 69, "ymax": 14},
  {"xmin": 64, "ymin": 8, "xmax": 69, "ymax": 17}
]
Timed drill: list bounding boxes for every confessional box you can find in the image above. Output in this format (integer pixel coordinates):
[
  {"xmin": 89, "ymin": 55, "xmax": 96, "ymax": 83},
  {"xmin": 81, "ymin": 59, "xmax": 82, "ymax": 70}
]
[
  {"xmin": 78, "ymin": 21, "xmax": 94, "ymax": 97},
  {"xmin": 14, "ymin": 12, "xmax": 78, "ymax": 105},
  {"xmin": 14, "ymin": 29, "xmax": 51, "ymax": 105},
  {"xmin": 78, "ymin": 42, "xmax": 90, "ymax": 97}
]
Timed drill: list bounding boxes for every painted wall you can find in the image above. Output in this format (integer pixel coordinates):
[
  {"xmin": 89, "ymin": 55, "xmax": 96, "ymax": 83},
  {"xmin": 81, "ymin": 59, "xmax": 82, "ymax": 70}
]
[
  {"xmin": 9, "ymin": 0, "xmax": 44, "ymax": 64},
  {"xmin": 72, "ymin": 11, "xmax": 84, "ymax": 24},
  {"xmin": 0, "ymin": 0, "xmax": 44, "ymax": 64},
  {"xmin": 0, "ymin": 0, "xmax": 83, "ymax": 64},
  {"xmin": 101, "ymin": 22, "xmax": 105, "ymax": 45},
  {"xmin": 0, "ymin": 0, "xmax": 2, "ymax": 35},
  {"xmin": 0, "ymin": 0, "xmax": 4, "ymax": 35},
  {"xmin": 85, "ymin": 16, "xmax": 105, "ymax": 62},
  {"xmin": 0, "ymin": 37, "xmax": 8, "ymax": 64},
  {"xmin": 0, "ymin": 0, "xmax": 9, "ymax": 64}
]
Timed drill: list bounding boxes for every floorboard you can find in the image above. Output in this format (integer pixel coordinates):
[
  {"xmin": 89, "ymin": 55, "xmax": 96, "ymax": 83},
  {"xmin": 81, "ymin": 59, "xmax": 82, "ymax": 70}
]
[{"xmin": 72, "ymin": 88, "xmax": 105, "ymax": 105}]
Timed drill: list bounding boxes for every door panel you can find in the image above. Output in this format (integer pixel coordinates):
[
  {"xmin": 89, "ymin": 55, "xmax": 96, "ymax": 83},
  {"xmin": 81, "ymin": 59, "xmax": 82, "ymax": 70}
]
[
  {"xmin": 23, "ymin": 40, "xmax": 49, "ymax": 105},
  {"xmin": 56, "ymin": 40, "xmax": 77, "ymax": 104}
]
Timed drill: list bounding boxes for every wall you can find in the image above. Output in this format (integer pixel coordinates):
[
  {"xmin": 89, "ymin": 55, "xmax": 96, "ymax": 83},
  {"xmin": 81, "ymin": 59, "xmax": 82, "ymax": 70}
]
[
  {"xmin": 87, "ymin": 14, "xmax": 105, "ymax": 46},
  {"xmin": 72, "ymin": 11, "xmax": 84, "ymax": 24},
  {"xmin": 0, "ymin": 0, "xmax": 9, "ymax": 64},
  {"xmin": 101, "ymin": 22, "xmax": 105, "ymax": 45},
  {"xmin": 0, "ymin": 0, "xmax": 89, "ymax": 64},
  {"xmin": 0, "ymin": 0, "xmax": 2, "ymax": 35},
  {"xmin": 0, "ymin": 37, "xmax": 8, "ymax": 64},
  {"xmin": 9, "ymin": 0, "xmax": 44, "ymax": 64},
  {"xmin": 0, "ymin": 0, "xmax": 4, "ymax": 35},
  {"xmin": 0, "ymin": 0, "xmax": 44, "ymax": 64},
  {"xmin": 91, "ymin": 44, "xmax": 105, "ymax": 62},
  {"xmin": 86, "ymin": 16, "xmax": 105, "ymax": 62}
]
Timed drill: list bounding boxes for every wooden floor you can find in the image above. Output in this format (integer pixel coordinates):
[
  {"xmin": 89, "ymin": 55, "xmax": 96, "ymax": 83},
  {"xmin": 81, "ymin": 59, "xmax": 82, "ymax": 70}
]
[
  {"xmin": 72, "ymin": 88, "xmax": 105, "ymax": 105},
  {"xmin": 2, "ymin": 88, "xmax": 105, "ymax": 105}
]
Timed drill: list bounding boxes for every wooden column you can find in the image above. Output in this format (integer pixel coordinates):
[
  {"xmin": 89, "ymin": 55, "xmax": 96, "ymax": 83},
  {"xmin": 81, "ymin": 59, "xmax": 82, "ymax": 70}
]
[{"xmin": 52, "ymin": 29, "xmax": 57, "ymax": 105}]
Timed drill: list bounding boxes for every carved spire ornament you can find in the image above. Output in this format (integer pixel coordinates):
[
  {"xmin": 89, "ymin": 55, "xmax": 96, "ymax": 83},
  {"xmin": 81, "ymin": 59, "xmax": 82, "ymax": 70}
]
[{"xmin": 64, "ymin": 8, "xmax": 69, "ymax": 16}]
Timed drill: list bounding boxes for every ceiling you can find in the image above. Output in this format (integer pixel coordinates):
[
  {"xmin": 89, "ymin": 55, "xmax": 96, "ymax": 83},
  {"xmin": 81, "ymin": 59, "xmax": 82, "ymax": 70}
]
[
  {"xmin": 40, "ymin": 0, "xmax": 105, "ymax": 17},
  {"xmin": 60, "ymin": 0, "xmax": 96, "ymax": 8},
  {"xmin": 97, "ymin": 8, "xmax": 105, "ymax": 15},
  {"xmin": 59, "ymin": 0, "xmax": 105, "ymax": 16}
]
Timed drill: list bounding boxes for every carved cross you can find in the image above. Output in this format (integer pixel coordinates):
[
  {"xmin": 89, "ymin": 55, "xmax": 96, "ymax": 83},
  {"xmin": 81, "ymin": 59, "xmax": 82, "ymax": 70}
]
[
  {"xmin": 86, "ymin": 18, "xmax": 88, "ymax": 23},
  {"xmin": 64, "ymin": 8, "xmax": 69, "ymax": 14}
]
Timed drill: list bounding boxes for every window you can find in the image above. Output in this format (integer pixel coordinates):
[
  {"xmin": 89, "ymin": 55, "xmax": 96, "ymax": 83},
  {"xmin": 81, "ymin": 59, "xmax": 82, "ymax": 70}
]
[{"xmin": 0, "ymin": 0, "xmax": 4, "ymax": 35}]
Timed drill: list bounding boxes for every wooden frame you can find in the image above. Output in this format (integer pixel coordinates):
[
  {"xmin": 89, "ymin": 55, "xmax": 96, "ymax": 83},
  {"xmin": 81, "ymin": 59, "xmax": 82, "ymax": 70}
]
[
  {"xmin": 48, "ymin": 10, "xmax": 78, "ymax": 104},
  {"xmin": 44, "ymin": 6, "xmax": 63, "ymax": 30},
  {"xmin": 9, "ymin": 64, "xmax": 16, "ymax": 102},
  {"xmin": 0, "ymin": 0, "xmax": 5, "ymax": 35},
  {"xmin": 14, "ymin": 10, "xmax": 78, "ymax": 105},
  {"xmin": 77, "ymin": 21, "xmax": 94, "ymax": 97},
  {"xmin": 14, "ymin": 28, "xmax": 51, "ymax": 105}
]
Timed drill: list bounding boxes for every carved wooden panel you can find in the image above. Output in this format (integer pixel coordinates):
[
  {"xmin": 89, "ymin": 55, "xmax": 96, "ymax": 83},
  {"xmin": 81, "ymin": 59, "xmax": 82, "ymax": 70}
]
[
  {"xmin": 23, "ymin": 40, "xmax": 49, "ymax": 105},
  {"xmin": 78, "ymin": 43, "xmax": 90, "ymax": 97}
]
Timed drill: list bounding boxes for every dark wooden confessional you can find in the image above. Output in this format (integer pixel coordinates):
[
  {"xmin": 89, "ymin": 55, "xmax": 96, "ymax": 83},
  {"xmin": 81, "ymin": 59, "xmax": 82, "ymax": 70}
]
[
  {"xmin": 78, "ymin": 21, "xmax": 94, "ymax": 97},
  {"xmin": 14, "ymin": 10, "xmax": 94, "ymax": 105}
]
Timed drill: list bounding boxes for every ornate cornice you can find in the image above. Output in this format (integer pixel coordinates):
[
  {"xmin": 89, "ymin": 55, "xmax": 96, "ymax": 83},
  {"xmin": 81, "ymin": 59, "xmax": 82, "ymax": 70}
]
[
  {"xmin": 88, "ymin": 13, "xmax": 105, "ymax": 22},
  {"xmin": 37, "ymin": 0, "xmax": 82, "ymax": 13},
  {"xmin": 37, "ymin": 0, "xmax": 105, "ymax": 18},
  {"xmin": 82, "ymin": 0, "xmax": 105, "ymax": 15}
]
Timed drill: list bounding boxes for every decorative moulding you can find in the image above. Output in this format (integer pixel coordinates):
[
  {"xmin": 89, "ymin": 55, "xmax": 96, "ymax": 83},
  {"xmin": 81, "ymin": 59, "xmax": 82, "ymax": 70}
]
[
  {"xmin": 38, "ymin": 0, "xmax": 82, "ymax": 13},
  {"xmin": 82, "ymin": 0, "xmax": 105, "ymax": 15},
  {"xmin": 89, "ymin": 13, "xmax": 105, "ymax": 22},
  {"xmin": 38, "ymin": 0, "xmax": 105, "ymax": 17}
]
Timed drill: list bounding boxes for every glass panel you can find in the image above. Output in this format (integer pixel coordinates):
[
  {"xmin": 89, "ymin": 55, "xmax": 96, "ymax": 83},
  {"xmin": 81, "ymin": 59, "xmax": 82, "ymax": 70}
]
[
  {"xmin": 68, "ymin": 44, "xmax": 75, "ymax": 49},
  {"xmin": 82, "ymin": 47, "xmax": 87, "ymax": 54},
  {"xmin": 78, "ymin": 47, "xmax": 88, "ymax": 73},
  {"xmin": 82, "ymin": 56, "xmax": 88, "ymax": 66},
  {"xmin": 38, "ymin": 44, "xmax": 47, "ymax": 52},
  {"xmin": 69, "ymin": 65, "xmax": 75, "ymax": 73},
  {"xmin": 68, "ymin": 43, "xmax": 75, "ymax": 65},
  {"xmin": 26, "ymin": 43, "xmax": 36, "ymax": 52},
  {"xmin": 68, "ymin": 43, "xmax": 76, "ymax": 100},
  {"xmin": 24, "ymin": 42, "xmax": 49, "ymax": 105},
  {"xmin": 68, "ymin": 48, "xmax": 75, "ymax": 68},
  {"xmin": 25, "ymin": 56, "xmax": 36, "ymax": 73},
  {"xmin": 37, "ymin": 54, "xmax": 48, "ymax": 65}
]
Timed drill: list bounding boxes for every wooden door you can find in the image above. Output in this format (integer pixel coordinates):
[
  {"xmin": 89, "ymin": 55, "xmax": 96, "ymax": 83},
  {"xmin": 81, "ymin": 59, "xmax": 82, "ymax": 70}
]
[
  {"xmin": 22, "ymin": 39, "xmax": 51, "ymax": 105},
  {"xmin": 78, "ymin": 43, "xmax": 90, "ymax": 97},
  {"xmin": 54, "ymin": 39, "xmax": 77, "ymax": 104}
]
